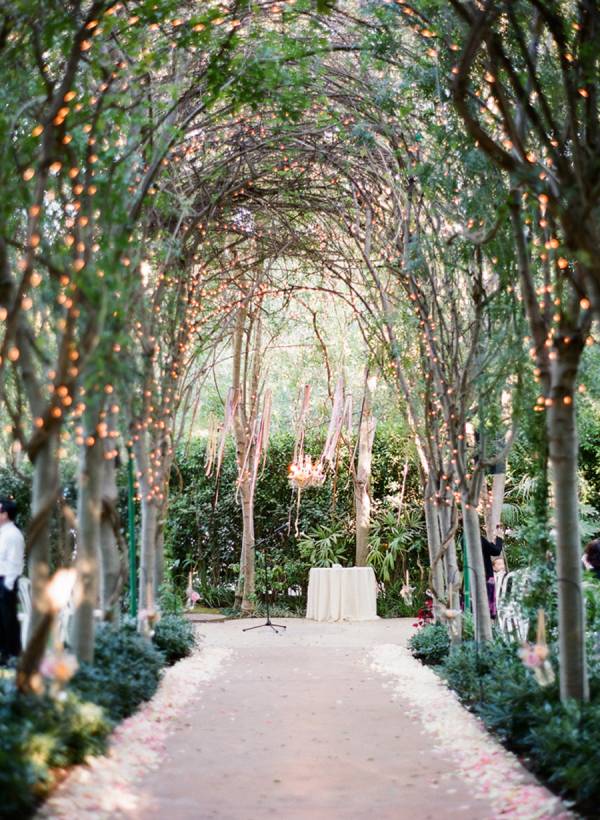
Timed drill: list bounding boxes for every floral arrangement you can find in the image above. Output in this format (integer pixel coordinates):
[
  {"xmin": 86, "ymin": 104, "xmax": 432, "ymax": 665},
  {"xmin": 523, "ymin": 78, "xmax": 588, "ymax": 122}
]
[
  {"xmin": 412, "ymin": 593, "xmax": 434, "ymax": 628},
  {"xmin": 40, "ymin": 649, "xmax": 79, "ymax": 695},
  {"xmin": 518, "ymin": 608, "xmax": 555, "ymax": 687},
  {"xmin": 137, "ymin": 609, "xmax": 160, "ymax": 638},
  {"xmin": 185, "ymin": 588, "xmax": 201, "ymax": 609},
  {"xmin": 399, "ymin": 570, "xmax": 415, "ymax": 606}
]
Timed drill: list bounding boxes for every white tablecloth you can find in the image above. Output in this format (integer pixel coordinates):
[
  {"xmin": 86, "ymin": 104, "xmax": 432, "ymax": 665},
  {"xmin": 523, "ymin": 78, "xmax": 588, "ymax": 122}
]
[{"xmin": 306, "ymin": 567, "xmax": 378, "ymax": 622}]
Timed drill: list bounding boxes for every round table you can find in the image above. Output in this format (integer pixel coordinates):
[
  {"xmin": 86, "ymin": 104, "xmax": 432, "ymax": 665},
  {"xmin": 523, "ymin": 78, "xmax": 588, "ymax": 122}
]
[{"xmin": 306, "ymin": 566, "xmax": 378, "ymax": 622}]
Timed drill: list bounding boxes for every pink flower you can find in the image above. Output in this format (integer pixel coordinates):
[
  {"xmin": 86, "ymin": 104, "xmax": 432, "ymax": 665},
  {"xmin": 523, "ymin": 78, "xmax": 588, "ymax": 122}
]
[
  {"xmin": 518, "ymin": 642, "xmax": 549, "ymax": 669},
  {"xmin": 185, "ymin": 588, "xmax": 201, "ymax": 607},
  {"xmin": 40, "ymin": 650, "xmax": 78, "ymax": 683}
]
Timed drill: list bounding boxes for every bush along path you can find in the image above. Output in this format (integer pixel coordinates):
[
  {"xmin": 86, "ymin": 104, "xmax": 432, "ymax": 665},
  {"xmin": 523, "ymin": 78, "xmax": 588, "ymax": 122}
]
[
  {"xmin": 0, "ymin": 616, "xmax": 196, "ymax": 819},
  {"xmin": 406, "ymin": 624, "xmax": 599, "ymax": 817}
]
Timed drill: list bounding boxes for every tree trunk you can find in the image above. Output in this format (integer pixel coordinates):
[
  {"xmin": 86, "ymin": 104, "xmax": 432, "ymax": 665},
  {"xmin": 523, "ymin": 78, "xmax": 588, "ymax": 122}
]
[
  {"xmin": 355, "ymin": 377, "xmax": 376, "ymax": 566},
  {"xmin": 138, "ymin": 497, "xmax": 158, "ymax": 614},
  {"xmin": 485, "ymin": 390, "xmax": 511, "ymax": 540},
  {"xmin": 440, "ymin": 502, "xmax": 460, "ymax": 610},
  {"xmin": 155, "ymin": 517, "xmax": 165, "ymax": 603},
  {"xmin": 240, "ymin": 480, "xmax": 255, "ymax": 613},
  {"xmin": 99, "ymin": 447, "xmax": 123, "ymax": 622},
  {"xmin": 547, "ymin": 348, "xmax": 588, "ymax": 702},
  {"xmin": 461, "ymin": 499, "xmax": 493, "ymax": 642},
  {"xmin": 72, "ymin": 433, "xmax": 103, "ymax": 663},
  {"xmin": 230, "ymin": 301, "xmax": 261, "ymax": 613},
  {"xmin": 26, "ymin": 431, "xmax": 59, "ymax": 641},
  {"xmin": 154, "ymin": 449, "xmax": 174, "ymax": 604},
  {"xmin": 234, "ymin": 536, "xmax": 246, "ymax": 610},
  {"xmin": 485, "ymin": 471, "xmax": 506, "ymax": 541},
  {"xmin": 424, "ymin": 477, "xmax": 445, "ymax": 605},
  {"xmin": 133, "ymin": 434, "xmax": 159, "ymax": 616}
]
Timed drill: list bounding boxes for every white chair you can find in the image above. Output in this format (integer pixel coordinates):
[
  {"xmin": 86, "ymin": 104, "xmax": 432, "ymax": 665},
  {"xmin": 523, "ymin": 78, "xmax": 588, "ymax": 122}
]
[
  {"xmin": 16, "ymin": 576, "xmax": 76, "ymax": 649},
  {"xmin": 17, "ymin": 576, "xmax": 32, "ymax": 648},
  {"xmin": 496, "ymin": 569, "xmax": 530, "ymax": 641},
  {"xmin": 56, "ymin": 597, "xmax": 75, "ymax": 647}
]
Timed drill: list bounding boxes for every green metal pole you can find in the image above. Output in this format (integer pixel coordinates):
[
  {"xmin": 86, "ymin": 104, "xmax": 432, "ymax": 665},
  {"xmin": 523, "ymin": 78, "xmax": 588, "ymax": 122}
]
[
  {"xmin": 462, "ymin": 533, "xmax": 471, "ymax": 613},
  {"xmin": 127, "ymin": 444, "xmax": 137, "ymax": 618}
]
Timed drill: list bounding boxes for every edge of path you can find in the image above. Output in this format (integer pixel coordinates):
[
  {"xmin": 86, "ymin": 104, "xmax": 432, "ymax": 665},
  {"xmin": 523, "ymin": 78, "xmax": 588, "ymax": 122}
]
[
  {"xmin": 37, "ymin": 642, "xmax": 232, "ymax": 818},
  {"xmin": 371, "ymin": 643, "xmax": 574, "ymax": 820}
]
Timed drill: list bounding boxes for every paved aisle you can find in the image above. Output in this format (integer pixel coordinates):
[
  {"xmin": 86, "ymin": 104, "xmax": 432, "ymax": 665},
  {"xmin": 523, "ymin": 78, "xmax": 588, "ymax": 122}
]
[{"xmin": 129, "ymin": 619, "xmax": 491, "ymax": 820}]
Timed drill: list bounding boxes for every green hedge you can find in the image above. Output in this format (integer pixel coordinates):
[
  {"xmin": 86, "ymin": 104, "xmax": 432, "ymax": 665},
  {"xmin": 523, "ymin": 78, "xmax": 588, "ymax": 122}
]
[
  {"xmin": 408, "ymin": 626, "xmax": 600, "ymax": 815},
  {"xmin": 0, "ymin": 614, "xmax": 196, "ymax": 818},
  {"xmin": 71, "ymin": 622, "xmax": 165, "ymax": 722},
  {"xmin": 407, "ymin": 623, "xmax": 451, "ymax": 665},
  {"xmin": 0, "ymin": 684, "xmax": 111, "ymax": 818},
  {"xmin": 152, "ymin": 615, "xmax": 196, "ymax": 665},
  {"xmin": 443, "ymin": 640, "xmax": 600, "ymax": 815}
]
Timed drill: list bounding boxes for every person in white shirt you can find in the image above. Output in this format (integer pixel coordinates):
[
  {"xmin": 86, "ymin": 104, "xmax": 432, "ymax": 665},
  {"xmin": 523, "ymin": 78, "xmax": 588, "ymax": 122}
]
[{"xmin": 0, "ymin": 496, "xmax": 25, "ymax": 662}]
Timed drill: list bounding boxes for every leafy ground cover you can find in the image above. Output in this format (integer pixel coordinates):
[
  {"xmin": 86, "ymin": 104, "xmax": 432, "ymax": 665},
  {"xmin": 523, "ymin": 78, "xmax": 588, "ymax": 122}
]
[
  {"xmin": 408, "ymin": 624, "xmax": 600, "ymax": 816},
  {"xmin": 0, "ymin": 616, "xmax": 195, "ymax": 819}
]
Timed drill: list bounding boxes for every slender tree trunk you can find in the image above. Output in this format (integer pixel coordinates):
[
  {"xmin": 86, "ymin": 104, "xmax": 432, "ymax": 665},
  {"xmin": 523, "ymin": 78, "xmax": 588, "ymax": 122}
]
[
  {"xmin": 234, "ymin": 536, "xmax": 246, "ymax": 609},
  {"xmin": 230, "ymin": 301, "xmax": 262, "ymax": 613},
  {"xmin": 547, "ymin": 346, "xmax": 588, "ymax": 702},
  {"xmin": 461, "ymin": 499, "xmax": 493, "ymax": 642},
  {"xmin": 27, "ymin": 432, "xmax": 60, "ymax": 641},
  {"xmin": 155, "ymin": 520, "xmax": 165, "ymax": 602},
  {"xmin": 485, "ymin": 471, "xmax": 506, "ymax": 541},
  {"xmin": 355, "ymin": 377, "xmax": 376, "ymax": 566},
  {"xmin": 99, "ymin": 448, "xmax": 122, "ymax": 622},
  {"xmin": 485, "ymin": 390, "xmax": 511, "ymax": 540},
  {"xmin": 153, "ymin": 449, "xmax": 174, "ymax": 604},
  {"xmin": 72, "ymin": 433, "xmax": 103, "ymax": 663},
  {"xmin": 138, "ymin": 497, "xmax": 158, "ymax": 613},
  {"xmin": 240, "ymin": 480, "xmax": 255, "ymax": 613},
  {"xmin": 510, "ymin": 192, "xmax": 589, "ymax": 699},
  {"xmin": 440, "ymin": 502, "xmax": 460, "ymax": 610},
  {"xmin": 134, "ymin": 435, "xmax": 159, "ymax": 615},
  {"xmin": 424, "ymin": 477, "xmax": 445, "ymax": 604}
]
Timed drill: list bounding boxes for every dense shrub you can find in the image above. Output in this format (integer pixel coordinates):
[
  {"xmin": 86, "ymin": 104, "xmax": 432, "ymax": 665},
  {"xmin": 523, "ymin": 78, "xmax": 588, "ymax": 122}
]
[
  {"xmin": 152, "ymin": 615, "xmax": 196, "ymax": 664},
  {"xmin": 0, "ymin": 465, "xmax": 32, "ymax": 530},
  {"xmin": 407, "ymin": 623, "xmax": 451, "ymax": 665},
  {"xmin": 0, "ymin": 682, "xmax": 110, "ymax": 819},
  {"xmin": 431, "ymin": 638, "xmax": 600, "ymax": 816},
  {"xmin": 158, "ymin": 580, "xmax": 185, "ymax": 614},
  {"xmin": 71, "ymin": 622, "xmax": 164, "ymax": 722},
  {"xmin": 0, "ymin": 616, "xmax": 203, "ymax": 818},
  {"xmin": 0, "ymin": 619, "xmax": 186, "ymax": 818}
]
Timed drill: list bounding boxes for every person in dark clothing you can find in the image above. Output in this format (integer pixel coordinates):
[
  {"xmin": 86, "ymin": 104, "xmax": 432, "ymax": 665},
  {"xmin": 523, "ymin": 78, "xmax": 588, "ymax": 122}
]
[
  {"xmin": 482, "ymin": 525, "xmax": 504, "ymax": 618},
  {"xmin": 583, "ymin": 539, "xmax": 600, "ymax": 580}
]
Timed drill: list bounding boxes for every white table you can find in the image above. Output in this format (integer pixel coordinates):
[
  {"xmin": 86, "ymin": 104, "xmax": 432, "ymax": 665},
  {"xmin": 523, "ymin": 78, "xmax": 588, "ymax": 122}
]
[{"xmin": 306, "ymin": 566, "xmax": 378, "ymax": 622}]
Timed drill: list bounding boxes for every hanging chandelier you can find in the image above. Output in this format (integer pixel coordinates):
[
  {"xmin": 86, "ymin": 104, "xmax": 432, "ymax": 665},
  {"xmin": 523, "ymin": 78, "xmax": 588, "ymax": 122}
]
[{"xmin": 288, "ymin": 455, "xmax": 325, "ymax": 490}]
